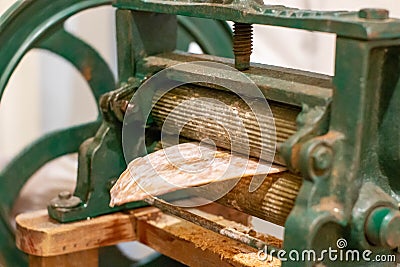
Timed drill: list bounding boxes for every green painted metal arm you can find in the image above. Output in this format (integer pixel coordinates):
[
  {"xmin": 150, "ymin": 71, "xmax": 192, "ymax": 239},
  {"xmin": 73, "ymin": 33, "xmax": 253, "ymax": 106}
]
[
  {"xmin": 35, "ymin": 28, "xmax": 116, "ymax": 104},
  {"xmin": 0, "ymin": 0, "xmax": 117, "ymax": 226},
  {"xmin": 0, "ymin": 0, "xmax": 114, "ymax": 97},
  {"xmin": 0, "ymin": 1, "xmax": 116, "ymax": 266},
  {"xmin": 0, "ymin": 121, "xmax": 101, "ymax": 267},
  {"xmin": 0, "ymin": 121, "xmax": 101, "ymax": 226},
  {"xmin": 115, "ymin": 0, "xmax": 400, "ymax": 40}
]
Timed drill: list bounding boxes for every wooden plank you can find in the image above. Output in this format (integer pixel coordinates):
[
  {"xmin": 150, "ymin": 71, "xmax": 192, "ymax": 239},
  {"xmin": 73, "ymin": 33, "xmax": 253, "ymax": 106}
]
[
  {"xmin": 29, "ymin": 249, "xmax": 98, "ymax": 267},
  {"xmin": 15, "ymin": 208, "xmax": 146, "ymax": 256},
  {"xmin": 15, "ymin": 204, "xmax": 249, "ymax": 257},
  {"xmin": 16, "ymin": 207, "xmax": 281, "ymax": 266},
  {"xmin": 135, "ymin": 209, "xmax": 282, "ymax": 267}
]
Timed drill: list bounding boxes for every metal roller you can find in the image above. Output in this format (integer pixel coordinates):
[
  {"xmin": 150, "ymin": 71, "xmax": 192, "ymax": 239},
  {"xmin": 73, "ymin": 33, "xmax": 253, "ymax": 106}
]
[
  {"xmin": 150, "ymin": 85, "xmax": 301, "ymax": 224},
  {"xmin": 216, "ymin": 172, "xmax": 302, "ymax": 226},
  {"xmin": 152, "ymin": 85, "xmax": 300, "ymax": 165},
  {"xmin": 153, "ymin": 138, "xmax": 301, "ymax": 226}
]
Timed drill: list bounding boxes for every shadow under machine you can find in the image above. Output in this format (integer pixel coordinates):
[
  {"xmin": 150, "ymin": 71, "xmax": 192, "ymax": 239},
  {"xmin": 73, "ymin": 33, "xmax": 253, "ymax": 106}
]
[{"xmin": 0, "ymin": 0, "xmax": 399, "ymax": 266}]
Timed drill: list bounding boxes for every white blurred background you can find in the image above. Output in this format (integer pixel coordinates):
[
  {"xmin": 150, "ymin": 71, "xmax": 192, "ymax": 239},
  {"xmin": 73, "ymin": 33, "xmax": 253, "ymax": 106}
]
[{"xmin": 0, "ymin": 0, "xmax": 399, "ymax": 262}]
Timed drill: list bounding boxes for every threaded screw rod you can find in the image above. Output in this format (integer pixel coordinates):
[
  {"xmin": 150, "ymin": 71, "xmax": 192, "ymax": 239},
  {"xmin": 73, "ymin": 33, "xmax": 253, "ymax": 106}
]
[{"xmin": 233, "ymin": 22, "xmax": 253, "ymax": 71}]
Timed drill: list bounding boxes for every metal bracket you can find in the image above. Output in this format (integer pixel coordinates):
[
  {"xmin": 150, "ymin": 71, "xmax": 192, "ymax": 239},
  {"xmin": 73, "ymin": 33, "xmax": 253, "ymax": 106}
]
[{"xmin": 48, "ymin": 82, "xmax": 145, "ymax": 222}]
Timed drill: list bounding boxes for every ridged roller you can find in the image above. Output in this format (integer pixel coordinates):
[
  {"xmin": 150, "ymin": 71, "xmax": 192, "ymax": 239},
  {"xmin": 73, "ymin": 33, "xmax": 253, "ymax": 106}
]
[
  {"xmin": 151, "ymin": 84, "xmax": 300, "ymax": 165},
  {"xmin": 151, "ymin": 85, "xmax": 302, "ymax": 225},
  {"xmin": 217, "ymin": 172, "xmax": 302, "ymax": 226},
  {"xmin": 154, "ymin": 140, "xmax": 301, "ymax": 226}
]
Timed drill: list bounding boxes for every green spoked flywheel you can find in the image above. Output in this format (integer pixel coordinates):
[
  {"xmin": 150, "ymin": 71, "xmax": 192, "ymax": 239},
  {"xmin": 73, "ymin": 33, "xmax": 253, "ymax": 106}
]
[{"xmin": 0, "ymin": 0, "xmax": 232, "ymax": 266}]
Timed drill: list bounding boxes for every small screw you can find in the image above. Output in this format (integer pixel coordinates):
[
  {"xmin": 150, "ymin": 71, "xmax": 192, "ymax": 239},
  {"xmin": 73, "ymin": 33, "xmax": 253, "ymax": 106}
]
[
  {"xmin": 312, "ymin": 145, "xmax": 333, "ymax": 172},
  {"xmin": 358, "ymin": 8, "xmax": 389, "ymax": 20}
]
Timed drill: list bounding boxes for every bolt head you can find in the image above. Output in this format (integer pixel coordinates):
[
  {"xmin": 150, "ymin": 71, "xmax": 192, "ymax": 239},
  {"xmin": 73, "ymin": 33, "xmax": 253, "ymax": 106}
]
[
  {"xmin": 50, "ymin": 191, "xmax": 81, "ymax": 209},
  {"xmin": 381, "ymin": 210, "xmax": 400, "ymax": 248},
  {"xmin": 366, "ymin": 207, "xmax": 400, "ymax": 249},
  {"xmin": 58, "ymin": 191, "xmax": 72, "ymax": 200},
  {"xmin": 359, "ymin": 8, "xmax": 389, "ymax": 20},
  {"xmin": 312, "ymin": 145, "xmax": 333, "ymax": 172}
]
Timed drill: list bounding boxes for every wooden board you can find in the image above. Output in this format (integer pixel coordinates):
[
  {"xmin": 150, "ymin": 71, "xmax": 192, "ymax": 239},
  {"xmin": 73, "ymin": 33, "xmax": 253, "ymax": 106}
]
[
  {"xmin": 16, "ymin": 207, "xmax": 281, "ymax": 267},
  {"xmin": 136, "ymin": 209, "xmax": 281, "ymax": 267},
  {"xmin": 16, "ymin": 209, "xmax": 139, "ymax": 256},
  {"xmin": 29, "ymin": 249, "xmax": 98, "ymax": 267}
]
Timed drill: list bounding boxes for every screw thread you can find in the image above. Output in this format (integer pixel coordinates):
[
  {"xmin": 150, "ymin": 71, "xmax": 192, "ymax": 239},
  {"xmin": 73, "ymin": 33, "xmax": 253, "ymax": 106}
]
[{"xmin": 233, "ymin": 23, "xmax": 253, "ymax": 71}]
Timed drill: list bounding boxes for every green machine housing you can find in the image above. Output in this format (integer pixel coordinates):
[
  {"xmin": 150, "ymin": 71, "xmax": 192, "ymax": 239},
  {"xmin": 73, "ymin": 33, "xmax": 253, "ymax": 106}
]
[{"xmin": 1, "ymin": 0, "xmax": 400, "ymax": 266}]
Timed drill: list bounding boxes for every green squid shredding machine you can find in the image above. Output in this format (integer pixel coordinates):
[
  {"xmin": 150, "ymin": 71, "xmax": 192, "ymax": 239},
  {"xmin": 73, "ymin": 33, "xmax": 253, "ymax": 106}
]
[{"xmin": 0, "ymin": 0, "xmax": 399, "ymax": 266}]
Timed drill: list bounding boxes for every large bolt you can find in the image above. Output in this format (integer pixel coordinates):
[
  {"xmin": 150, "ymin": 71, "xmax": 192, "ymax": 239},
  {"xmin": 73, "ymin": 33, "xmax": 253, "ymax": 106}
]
[
  {"xmin": 358, "ymin": 8, "xmax": 389, "ymax": 20},
  {"xmin": 233, "ymin": 22, "xmax": 253, "ymax": 71},
  {"xmin": 50, "ymin": 191, "xmax": 81, "ymax": 209},
  {"xmin": 365, "ymin": 207, "xmax": 400, "ymax": 249},
  {"xmin": 311, "ymin": 145, "xmax": 333, "ymax": 172}
]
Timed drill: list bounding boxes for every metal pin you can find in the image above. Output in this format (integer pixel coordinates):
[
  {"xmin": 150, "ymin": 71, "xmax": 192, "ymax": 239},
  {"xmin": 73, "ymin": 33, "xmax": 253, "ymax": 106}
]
[{"xmin": 144, "ymin": 197, "xmax": 281, "ymax": 253}]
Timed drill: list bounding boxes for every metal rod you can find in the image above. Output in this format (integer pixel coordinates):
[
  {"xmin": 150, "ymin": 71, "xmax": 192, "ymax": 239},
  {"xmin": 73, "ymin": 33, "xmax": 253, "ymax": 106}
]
[{"xmin": 144, "ymin": 197, "xmax": 282, "ymax": 254}]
